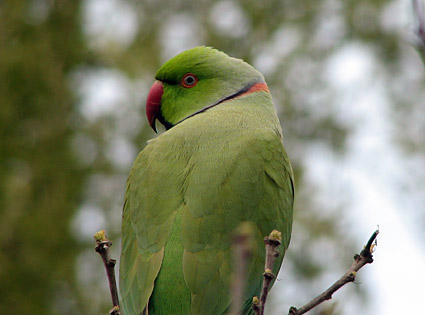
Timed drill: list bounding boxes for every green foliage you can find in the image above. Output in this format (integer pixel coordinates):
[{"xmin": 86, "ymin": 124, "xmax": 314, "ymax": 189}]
[{"xmin": 0, "ymin": 1, "xmax": 88, "ymax": 313}]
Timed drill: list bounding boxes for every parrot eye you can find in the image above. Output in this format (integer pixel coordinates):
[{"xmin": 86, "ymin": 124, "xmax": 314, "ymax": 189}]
[{"xmin": 181, "ymin": 73, "xmax": 198, "ymax": 88}]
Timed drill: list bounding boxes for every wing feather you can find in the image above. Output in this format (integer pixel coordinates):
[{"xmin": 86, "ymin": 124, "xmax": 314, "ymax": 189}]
[{"xmin": 119, "ymin": 140, "xmax": 184, "ymax": 314}]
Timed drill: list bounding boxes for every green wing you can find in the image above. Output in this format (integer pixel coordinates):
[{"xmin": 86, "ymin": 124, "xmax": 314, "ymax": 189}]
[{"xmin": 119, "ymin": 139, "xmax": 188, "ymax": 314}]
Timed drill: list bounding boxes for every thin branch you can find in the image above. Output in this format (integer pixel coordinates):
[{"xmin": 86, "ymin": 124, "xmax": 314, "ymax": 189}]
[
  {"xmin": 94, "ymin": 230, "xmax": 121, "ymax": 315},
  {"xmin": 413, "ymin": 0, "xmax": 425, "ymax": 61},
  {"xmin": 288, "ymin": 229, "xmax": 379, "ymax": 315},
  {"xmin": 253, "ymin": 230, "xmax": 282, "ymax": 315},
  {"xmin": 230, "ymin": 222, "xmax": 255, "ymax": 315}
]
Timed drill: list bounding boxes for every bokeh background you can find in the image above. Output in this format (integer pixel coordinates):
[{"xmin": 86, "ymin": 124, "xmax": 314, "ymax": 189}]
[{"xmin": 1, "ymin": 0, "xmax": 424, "ymax": 314}]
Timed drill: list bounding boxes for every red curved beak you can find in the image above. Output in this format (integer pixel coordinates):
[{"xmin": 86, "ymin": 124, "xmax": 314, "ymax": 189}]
[{"xmin": 146, "ymin": 80, "xmax": 163, "ymax": 133}]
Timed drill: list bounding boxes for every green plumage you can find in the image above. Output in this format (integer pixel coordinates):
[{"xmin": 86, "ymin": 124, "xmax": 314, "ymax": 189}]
[{"xmin": 120, "ymin": 47, "xmax": 294, "ymax": 314}]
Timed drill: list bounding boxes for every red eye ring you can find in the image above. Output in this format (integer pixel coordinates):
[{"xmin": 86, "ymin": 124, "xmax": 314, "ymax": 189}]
[{"xmin": 181, "ymin": 73, "xmax": 198, "ymax": 88}]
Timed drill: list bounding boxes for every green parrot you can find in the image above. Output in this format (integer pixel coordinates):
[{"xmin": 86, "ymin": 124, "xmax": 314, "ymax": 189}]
[{"xmin": 119, "ymin": 47, "xmax": 294, "ymax": 315}]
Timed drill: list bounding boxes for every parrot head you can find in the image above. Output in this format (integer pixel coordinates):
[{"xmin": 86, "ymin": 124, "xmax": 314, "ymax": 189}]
[{"xmin": 146, "ymin": 46, "xmax": 266, "ymax": 132}]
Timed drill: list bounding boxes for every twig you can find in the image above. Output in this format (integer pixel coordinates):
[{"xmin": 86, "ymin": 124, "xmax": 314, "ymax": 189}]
[
  {"xmin": 288, "ymin": 229, "xmax": 379, "ymax": 315},
  {"xmin": 94, "ymin": 230, "xmax": 121, "ymax": 315},
  {"xmin": 253, "ymin": 230, "xmax": 282, "ymax": 315},
  {"xmin": 230, "ymin": 222, "xmax": 255, "ymax": 315},
  {"xmin": 413, "ymin": 0, "xmax": 425, "ymax": 61}
]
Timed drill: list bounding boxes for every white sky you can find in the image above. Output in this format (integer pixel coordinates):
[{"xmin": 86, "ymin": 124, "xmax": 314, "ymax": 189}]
[{"xmin": 299, "ymin": 35, "xmax": 425, "ymax": 314}]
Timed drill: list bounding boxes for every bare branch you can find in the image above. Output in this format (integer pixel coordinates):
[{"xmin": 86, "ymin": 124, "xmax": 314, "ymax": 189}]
[
  {"xmin": 413, "ymin": 0, "xmax": 425, "ymax": 61},
  {"xmin": 288, "ymin": 229, "xmax": 379, "ymax": 315},
  {"xmin": 253, "ymin": 230, "xmax": 282, "ymax": 315},
  {"xmin": 94, "ymin": 230, "xmax": 121, "ymax": 315}
]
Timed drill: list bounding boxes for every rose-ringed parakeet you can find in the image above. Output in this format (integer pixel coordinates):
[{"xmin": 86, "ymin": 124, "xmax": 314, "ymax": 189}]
[{"xmin": 120, "ymin": 47, "xmax": 294, "ymax": 314}]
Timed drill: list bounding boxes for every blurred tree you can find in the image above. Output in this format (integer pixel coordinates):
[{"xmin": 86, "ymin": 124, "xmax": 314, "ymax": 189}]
[{"xmin": 0, "ymin": 1, "xmax": 89, "ymax": 313}]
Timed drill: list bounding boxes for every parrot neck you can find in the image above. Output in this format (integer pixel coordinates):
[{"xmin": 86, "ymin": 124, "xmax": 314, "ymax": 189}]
[
  {"xmin": 227, "ymin": 82, "xmax": 269, "ymax": 101},
  {"xmin": 174, "ymin": 81, "xmax": 269, "ymax": 128}
]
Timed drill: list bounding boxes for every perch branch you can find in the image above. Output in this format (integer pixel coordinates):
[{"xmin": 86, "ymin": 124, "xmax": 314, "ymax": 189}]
[
  {"xmin": 253, "ymin": 230, "xmax": 282, "ymax": 315},
  {"xmin": 94, "ymin": 230, "xmax": 121, "ymax": 315},
  {"xmin": 288, "ymin": 229, "xmax": 379, "ymax": 315}
]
